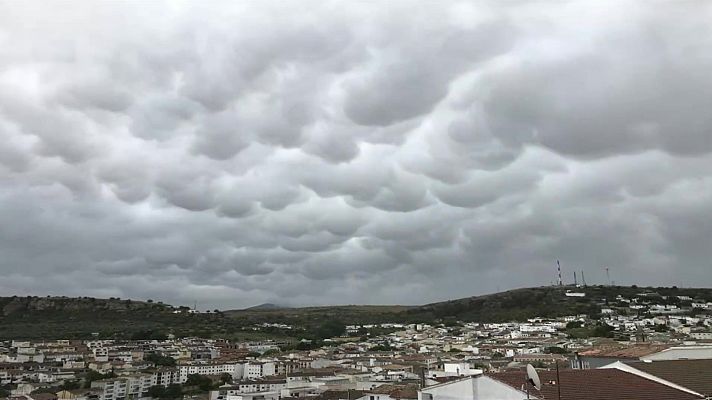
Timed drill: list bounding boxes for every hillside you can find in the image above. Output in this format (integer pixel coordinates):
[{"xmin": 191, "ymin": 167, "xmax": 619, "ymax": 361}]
[
  {"xmin": 3, "ymin": 285, "xmax": 712, "ymax": 340},
  {"xmin": 226, "ymin": 305, "xmax": 413, "ymax": 325},
  {"xmin": 226, "ymin": 285, "xmax": 712, "ymax": 326},
  {"xmin": 0, "ymin": 296, "xmax": 237, "ymax": 340}
]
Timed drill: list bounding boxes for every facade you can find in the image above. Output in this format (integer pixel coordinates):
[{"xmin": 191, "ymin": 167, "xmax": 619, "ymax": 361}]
[
  {"xmin": 418, "ymin": 376, "xmax": 527, "ymax": 400},
  {"xmin": 91, "ymin": 375, "xmax": 155, "ymax": 400}
]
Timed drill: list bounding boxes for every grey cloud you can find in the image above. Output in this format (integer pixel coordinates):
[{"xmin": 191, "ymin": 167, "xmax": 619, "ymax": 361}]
[
  {"xmin": 480, "ymin": 3, "xmax": 712, "ymax": 157},
  {"xmin": 1, "ymin": 1, "xmax": 712, "ymax": 309}
]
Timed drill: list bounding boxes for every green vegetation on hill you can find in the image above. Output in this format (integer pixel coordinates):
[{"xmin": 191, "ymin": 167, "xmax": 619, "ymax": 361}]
[
  {"xmin": 2, "ymin": 285, "xmax": 711, "ymax": 339},
  {"xmin": 0, "ymin": 296, "xmax": 247, "ymax": 340}
]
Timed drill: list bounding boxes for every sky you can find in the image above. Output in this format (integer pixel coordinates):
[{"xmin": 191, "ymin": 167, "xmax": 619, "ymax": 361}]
[{"xmin": 1, "ymin": 1, "xmax": 712, "ymax": 310}]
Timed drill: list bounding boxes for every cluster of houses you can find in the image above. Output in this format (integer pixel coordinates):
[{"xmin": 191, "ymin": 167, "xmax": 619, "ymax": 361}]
[{"xmin": 2, "ymin": 290, "xmax": 712, "ymax": 400}]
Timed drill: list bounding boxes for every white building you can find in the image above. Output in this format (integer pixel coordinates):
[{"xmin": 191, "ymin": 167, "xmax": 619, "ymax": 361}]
[
  {"xmin": 419, "ymin": 376, "xmax": 527, "ymax": 400},
  {"xmin": 690, "ymin": 332, "xmax": 712, "ymax": 340},
  {"xmin": 91, "ymin": 374, "xmax": 155, "ymax": 400},
  {"xmin": 243, "ymin": 362, "xmax": 276, "ymax": 380}
]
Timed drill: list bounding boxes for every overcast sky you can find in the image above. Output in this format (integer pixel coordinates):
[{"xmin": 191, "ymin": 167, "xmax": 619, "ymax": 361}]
[{"xmin": 1, "ymin": 1, "xmax": 712, "ymax": 310}]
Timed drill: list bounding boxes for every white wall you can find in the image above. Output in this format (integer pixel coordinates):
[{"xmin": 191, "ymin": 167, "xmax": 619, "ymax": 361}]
[{"xmin": 420, "ymin": 376, "xmax": 528, "ymax": 400}]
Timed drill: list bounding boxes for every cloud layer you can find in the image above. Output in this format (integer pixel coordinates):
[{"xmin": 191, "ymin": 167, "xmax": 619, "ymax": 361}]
[{"xmin": 1, "ymin": 1, "xmax": 712, "ymax": 309}]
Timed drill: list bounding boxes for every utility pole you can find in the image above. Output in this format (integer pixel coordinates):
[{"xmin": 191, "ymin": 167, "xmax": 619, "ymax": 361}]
[{"xmin": 555, "ymin": 361, "xmax": 562, "ymax": 400}]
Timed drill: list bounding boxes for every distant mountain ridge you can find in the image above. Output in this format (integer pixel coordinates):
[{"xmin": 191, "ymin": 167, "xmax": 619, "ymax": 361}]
[{"xmin": 3, "ymin": 285, "xmax": 712, "ymax": 340}]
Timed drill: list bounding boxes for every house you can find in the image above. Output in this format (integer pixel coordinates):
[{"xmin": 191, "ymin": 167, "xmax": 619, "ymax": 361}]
[
  {"xmin": 90, "ymin": 374, "xmax": 155, "ymax": 400},
  {"xmin": 56, "ymin": 389, "xmax": 101, "ymax": 400},
  {"xmin": 571, "ymin": 344, "xmax": 669, "ymax": 369},
  {"xmin": 418, "ymin": 375, "xmax": 527, "ymax": 400},
  {"xmin": 601, "ymin": 359, "xmax": 712, "ymax": 398},
  {"xmin": 311, "ymin": 390, "xmax": 366, "ymax": 400},
  {"xmin": 690, "ymin": 332, "xmax": 712, "ymax": 341},
  {"xmin": 512, "ymin": 354, "xmax": 567, "ymax": 364},
  {"xmin": 489, "ymin": 368, "xmax": 703, "ymax": 399}
]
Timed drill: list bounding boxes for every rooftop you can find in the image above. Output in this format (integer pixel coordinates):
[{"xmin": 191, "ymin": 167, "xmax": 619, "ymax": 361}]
[
  {"xmin": 578, "ymin": 344, "xmax": 669, "ymax": 359},
  {"xmin": 629, "ymin": 359, "xmax": 712, "ymax": 396},
  {"xmin": 489, "ymin": 368, "xmax": 703, "ymax": 400}
]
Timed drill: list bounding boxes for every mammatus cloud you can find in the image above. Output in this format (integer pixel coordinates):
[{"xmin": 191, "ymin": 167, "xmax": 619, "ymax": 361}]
[{"xmin": 1, "ymin": 1, "xmax": 712, "ymax": 309}]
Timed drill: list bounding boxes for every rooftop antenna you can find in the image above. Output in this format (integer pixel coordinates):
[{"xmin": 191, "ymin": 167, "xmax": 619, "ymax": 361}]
[
  {"xmin": 525, "ymin": 364, "xmax": 542, "ymax": 400},
  {"xmin": 574, "ymin": 271, "xmax": 578, "ymax": 286},
  {"xmin": 557, "ymin": 260, "xmax": 563, "ymax": 286}
]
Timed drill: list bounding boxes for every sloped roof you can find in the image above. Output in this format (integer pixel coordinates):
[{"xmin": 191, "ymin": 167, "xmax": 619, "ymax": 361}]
[
  {"xmin": 489, "ymin": 368, "xmax": 703, "ymax": 400},
  {"xmin": 629, "ymin": 360, "xmax": 712, "ymax": 396},
  {"xmin": 578, "ymin": 344, "xmax": 669, "ymax": 359},
  {"xmin": 312, "ymin": 390, "xmax": 366, "ymax": 400},
  {"xmin": 370, "ymin": 384, "xmax": 419, "ymax": 399}
]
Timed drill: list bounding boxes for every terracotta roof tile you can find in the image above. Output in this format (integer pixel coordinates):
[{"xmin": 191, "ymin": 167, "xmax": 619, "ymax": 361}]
[
  {"xmin": 489, "ymin": 368, "xmax": 702, "ymax": 400},
  {"xmin": 578, "ymin": 344, "xmax": 668, "ymax": 359},
  {"xmin": 630, "ymin": 360, "xmax": 712, "ymax": 396}
]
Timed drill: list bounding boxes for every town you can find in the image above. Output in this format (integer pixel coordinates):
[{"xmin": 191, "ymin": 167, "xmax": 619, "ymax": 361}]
[{"xmin": 2, "ymin": 287, "xmax": 712, "ymax": 400}]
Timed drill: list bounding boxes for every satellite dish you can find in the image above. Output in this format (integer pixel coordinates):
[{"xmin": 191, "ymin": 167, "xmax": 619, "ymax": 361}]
[{"xmin": 527, "ymin": 364, "xmax": 542, "ymax": 391}]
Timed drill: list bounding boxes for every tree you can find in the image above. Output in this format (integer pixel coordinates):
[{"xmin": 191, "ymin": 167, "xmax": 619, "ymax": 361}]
[
  {"xmin": 145, "ymin": 353, "xmax": 177, "ymax": 367},
  {"xmin": 314, "ymin": 320, "xmax": 345, "ymax": 339},
  {"xmin": 84, "ymin": 370, "xmax": 115, "ymax": 388},
  {"xmin": 147, "ymin": 385, "xmax": 166, "ymax": 398},
  {"xmin": 262, "ymin": 348, "xmax": 280, "ymax": 356},
  {"xmin": 295, "ymin": 341, "xmax": 319, "ymax": 351},
  {"xmin": 163, "ymin": 384, "xmax": 183, "ymax": 399},
  {"xmin": 131, "ymin": 330, "xmax": 167, "ymax": 340},
  {"xmin": 219, "ymin": 373, "xmax": 232, "ymax": 385},
  {"xmin": 371, "ymin": 343, "xmax": 392, "ymax": 351},
  {"xmin": 566, "ymin": 321, "xmax": 583, "ymax": 329},
  {"xmin": 61, "ymin": 380, "xmax": 80, "ymax": 390},
  {"xmin": 546, "ymin": 346, "xmax": 568, "ymax": 354},
  {"xmin": 185, "ymin": 374, "xmax": 214, "ymax": 392}
]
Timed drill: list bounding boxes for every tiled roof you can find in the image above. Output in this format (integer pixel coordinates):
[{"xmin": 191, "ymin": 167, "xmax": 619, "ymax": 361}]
[
  {"xmin": 312, "ymin": 390, "xmax": 366, "ymax": 400},
  {"xmin": 630, "ymin": 360, "xmax": 712, "ymax": 396},
  {"xmin": 513, "ymin": 354, "xmax": 568, "ymax": 360},
  {"xmin": 489, "ymin": 368, "xmax": 703, "ymax": 400},
  {"xmin": 369, "ymin": 383, "xmax": 419, "ymax": 398},
  {"xmin": 578, "ymin": 344, "xmax": 668, "ymax": 359},
  {"xmin": 430, "ymin": 376, "xmax": 463, "ymax": 384},
  {"xmin": 29, "ymin": 394, "xmax": 57, "ymax": 400}
]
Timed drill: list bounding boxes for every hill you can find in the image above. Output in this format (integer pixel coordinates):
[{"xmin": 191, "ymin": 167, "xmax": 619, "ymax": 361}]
[
  {"xmin": 224, "ymin": 285, "xmax": 712, "ymax": 325},
  {"xmin": 3, "ymin": 285, "xmax": 712, "ymax": 340},
  {"xmin": 0, "ymin": 296, "xmax": 239, "ymax": 340},
  {"xmin": 245, "ymin": 303, "xmax": 289, "ymax": 310}
]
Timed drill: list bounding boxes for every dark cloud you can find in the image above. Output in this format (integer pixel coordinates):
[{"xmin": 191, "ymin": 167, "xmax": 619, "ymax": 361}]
[{"xmin": 1, "ymin": 1, "xmax": 712, "ymax": 309}]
